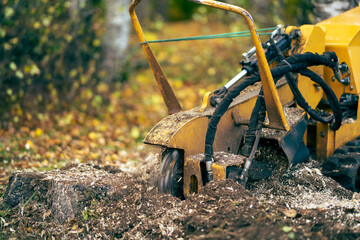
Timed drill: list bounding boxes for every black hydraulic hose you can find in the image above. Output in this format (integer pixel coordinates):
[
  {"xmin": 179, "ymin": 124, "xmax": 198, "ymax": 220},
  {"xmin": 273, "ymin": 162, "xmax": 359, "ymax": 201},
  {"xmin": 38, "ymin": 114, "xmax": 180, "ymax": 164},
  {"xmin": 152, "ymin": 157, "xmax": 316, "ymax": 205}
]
[
  {"xmin": 204, "ymin": 52, "xmax": 343, "ymax": 183},
  {"xmin": 204, "ymin": 75, "xmax": 259, "ymax": 181},
  {"xmin": 283, "ymin": 51, "xmax": 338, "ymax": 70},
  {"xmin": 238, "ymin": 118, "xmax": 263, "ymax": 186},
  {"xmin": 271, "ymin": 52, "xmax": 339, "ymax": 80},
  {"xmin": 284, "ymin": 69, "xmax": 341, "ymax": 128},
  {"xmin": 242, "ymin": 51, "xmax": 341, "ymax": 157},
  {"xmin": 268, "ymin": 53, "xmax": 342, "ymax": 130},
  {"xmin": 270, "ymin": 40, "xmax": 323, "ymax": 121},
  {"xmin": 241, "ymin": 90, "xmax": 266, "ymax": 157},
  {"xmin": 285, "ymin": 72, "xmax": 331, "ymax": 122},
  {"xmin": 269, "ymin": 41, "xmax": 341, "ymax": 129},
  {"xmin": 299, "ymin": 68, "xmax": 342, "ymax": 130}
]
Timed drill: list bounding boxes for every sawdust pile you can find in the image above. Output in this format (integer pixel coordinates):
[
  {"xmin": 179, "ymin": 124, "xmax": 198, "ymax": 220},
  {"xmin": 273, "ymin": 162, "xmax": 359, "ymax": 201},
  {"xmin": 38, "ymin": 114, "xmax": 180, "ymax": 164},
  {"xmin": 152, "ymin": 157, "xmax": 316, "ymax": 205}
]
[{"xmin": 1, "ymin": 153, "xmax": 360, "ymax": 239}]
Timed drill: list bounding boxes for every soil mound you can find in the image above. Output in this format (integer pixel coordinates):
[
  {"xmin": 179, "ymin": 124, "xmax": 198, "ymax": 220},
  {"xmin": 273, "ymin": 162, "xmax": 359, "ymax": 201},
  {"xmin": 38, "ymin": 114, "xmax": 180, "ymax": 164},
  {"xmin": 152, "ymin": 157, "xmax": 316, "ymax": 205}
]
[{"xmin": 1, "ymin": 156, "xmax": 360, "ymax": 239}]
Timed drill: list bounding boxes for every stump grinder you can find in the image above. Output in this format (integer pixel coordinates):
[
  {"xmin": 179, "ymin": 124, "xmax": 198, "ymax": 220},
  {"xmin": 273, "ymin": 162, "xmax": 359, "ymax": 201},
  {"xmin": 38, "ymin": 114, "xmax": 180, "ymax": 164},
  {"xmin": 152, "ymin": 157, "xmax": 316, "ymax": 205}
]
[{"xmin": 129, "ymin": 0, "xmax": 360, "ymax": 198}]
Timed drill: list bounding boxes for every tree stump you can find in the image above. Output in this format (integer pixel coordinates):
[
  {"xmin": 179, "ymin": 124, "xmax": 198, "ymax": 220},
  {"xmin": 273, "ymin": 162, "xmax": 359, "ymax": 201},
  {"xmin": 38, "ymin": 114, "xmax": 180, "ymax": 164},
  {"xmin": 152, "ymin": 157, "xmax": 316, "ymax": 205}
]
[{"xmin": 3, "ymin": 164, "xmax": 132, "ymax": 224}]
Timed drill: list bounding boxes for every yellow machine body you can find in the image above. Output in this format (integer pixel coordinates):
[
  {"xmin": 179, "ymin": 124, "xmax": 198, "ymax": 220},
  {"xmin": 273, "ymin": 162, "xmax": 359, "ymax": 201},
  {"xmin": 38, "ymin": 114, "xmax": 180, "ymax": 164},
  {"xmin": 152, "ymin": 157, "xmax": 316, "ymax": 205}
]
[
  {"xmin": 314, "ymin": 7, "xmax": 360, "ymax": 160},
  {"xmin": 129, "ymin": 0, "xmax": 360, "ymax": 196}
]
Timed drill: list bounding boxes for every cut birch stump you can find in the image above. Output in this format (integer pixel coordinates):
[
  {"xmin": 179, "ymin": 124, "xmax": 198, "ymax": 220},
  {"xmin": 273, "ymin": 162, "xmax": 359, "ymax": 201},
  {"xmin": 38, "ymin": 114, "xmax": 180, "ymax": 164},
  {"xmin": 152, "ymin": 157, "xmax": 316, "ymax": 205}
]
[{"xmin": 3, "ymin": 164, "xmax": 135, "ymax": 224}]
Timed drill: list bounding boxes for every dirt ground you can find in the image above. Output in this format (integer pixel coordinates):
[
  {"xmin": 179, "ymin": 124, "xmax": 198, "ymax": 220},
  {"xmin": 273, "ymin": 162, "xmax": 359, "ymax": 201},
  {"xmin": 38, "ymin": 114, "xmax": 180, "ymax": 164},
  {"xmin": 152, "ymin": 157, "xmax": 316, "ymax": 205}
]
[{"xmin": 1, "ymin": 150, "xmax": 360, "ymax": 240}]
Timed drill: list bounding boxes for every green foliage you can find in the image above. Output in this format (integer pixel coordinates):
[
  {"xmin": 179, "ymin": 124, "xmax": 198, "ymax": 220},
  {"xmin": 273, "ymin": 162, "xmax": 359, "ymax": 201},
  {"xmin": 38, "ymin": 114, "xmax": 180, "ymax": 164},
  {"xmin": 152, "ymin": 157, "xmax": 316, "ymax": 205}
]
[
  {"xmin": 0, "ymin": 0, "xmax": 105, "ymax": 121},
  {"xmin": 169, "ymin": 0, "xmax": 198, "ymax": 21},
  {"xmin": 146, "ymin": 0, "xmax": 199, "ymax": 21},
  {"xmin": 280, "ymin": 0, "xmax": 314, "ymax": 25}
]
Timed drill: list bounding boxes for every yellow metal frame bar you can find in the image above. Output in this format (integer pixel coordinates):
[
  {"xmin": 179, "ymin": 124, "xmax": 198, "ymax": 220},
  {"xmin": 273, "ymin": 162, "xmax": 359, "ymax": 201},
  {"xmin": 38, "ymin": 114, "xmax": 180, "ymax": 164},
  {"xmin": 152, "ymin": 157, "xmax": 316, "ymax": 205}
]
[
  {"xmin": 129, "ymin": 0, "xmax": 182, "ymax": 114},
  {"xmin": 190, "ymin": 0, "xmax": 289, "ymax": 131},
  {"xmin": 130, "ymin": 0, "xmax": 289, "ymax": 130}
]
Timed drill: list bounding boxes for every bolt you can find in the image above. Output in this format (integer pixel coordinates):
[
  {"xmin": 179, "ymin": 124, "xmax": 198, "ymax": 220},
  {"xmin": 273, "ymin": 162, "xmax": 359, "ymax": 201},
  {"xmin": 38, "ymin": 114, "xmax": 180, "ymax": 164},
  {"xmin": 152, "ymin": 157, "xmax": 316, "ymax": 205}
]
[
  {"xmin": 339, "ymin": 62, "xmax": 349, "ymax": 74},
  {"xmin": 315, "ymin": 85, "xmax": 321, "ymax": 92},
  {"xmin": 320, "ymin": 131, "xmax": 326, "ymax": 137},
  {"xmin": 342, "ymin": 76, "xmax": 351, "ymax": 86},
  {"xmin": 331, "ymin": 76, "xmax": 335, "ymax": 82},
  {"xmin": 350, "ymin": 85, "xmax": 354, "ymax": 91}
]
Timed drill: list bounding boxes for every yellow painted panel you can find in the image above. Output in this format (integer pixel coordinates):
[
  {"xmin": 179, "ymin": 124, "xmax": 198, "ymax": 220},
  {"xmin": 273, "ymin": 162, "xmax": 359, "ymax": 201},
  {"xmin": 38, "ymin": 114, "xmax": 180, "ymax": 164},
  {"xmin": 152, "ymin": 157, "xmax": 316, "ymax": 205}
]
[
  {"xmin": 320, "ymin": 25, "xmax": 360, "ymax": 96},
  {"xmin": 349, "ymin": 31, "xmax": 360, "ymax": 94},
  {"xmin": 297, "ymin": 25, "xmax": 325, "ymax": 109}
]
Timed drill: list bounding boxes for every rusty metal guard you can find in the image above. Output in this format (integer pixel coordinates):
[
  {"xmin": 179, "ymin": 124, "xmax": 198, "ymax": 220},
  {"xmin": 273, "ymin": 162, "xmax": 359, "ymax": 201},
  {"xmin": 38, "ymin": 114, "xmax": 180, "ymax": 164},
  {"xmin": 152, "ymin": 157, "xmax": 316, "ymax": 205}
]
[{"xmin": 129, "ymin": 0, "xmax": 182, "ymax": 115}]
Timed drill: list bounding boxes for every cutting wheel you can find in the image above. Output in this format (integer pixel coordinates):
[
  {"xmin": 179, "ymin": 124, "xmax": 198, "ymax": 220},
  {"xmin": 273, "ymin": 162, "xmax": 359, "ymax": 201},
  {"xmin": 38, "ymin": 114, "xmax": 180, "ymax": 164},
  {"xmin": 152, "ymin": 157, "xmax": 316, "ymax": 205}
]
[{"xmin": 157, "ymin": 148, "xmax": 184, "ymax": 199}]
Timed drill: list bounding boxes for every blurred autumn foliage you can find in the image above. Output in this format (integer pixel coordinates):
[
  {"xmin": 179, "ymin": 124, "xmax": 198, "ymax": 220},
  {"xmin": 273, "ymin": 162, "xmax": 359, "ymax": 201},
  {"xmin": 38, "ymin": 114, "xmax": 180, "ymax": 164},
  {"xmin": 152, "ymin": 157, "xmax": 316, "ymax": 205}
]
[
  {"xmin": 0, "ymin": 0, "xmax": 109, "ymax": 123},
  {"xmin": 0, "ymin": 0, "xmax": 316, "ymax": 123},
  {"xmin": 0, "ymin": 0, "xmax": 317, "ymax": 175}
]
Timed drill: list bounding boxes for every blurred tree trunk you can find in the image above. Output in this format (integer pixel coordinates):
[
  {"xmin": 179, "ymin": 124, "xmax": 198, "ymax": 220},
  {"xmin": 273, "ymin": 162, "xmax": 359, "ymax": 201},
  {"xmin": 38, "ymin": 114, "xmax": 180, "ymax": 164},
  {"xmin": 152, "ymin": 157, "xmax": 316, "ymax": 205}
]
[
  {"xmin": 313, "ymin": 0, "xmax": 355, "ymax": 22},
  {"xmin": 102, "ymin": 0, "xmax": 131, "ymax": 82}
]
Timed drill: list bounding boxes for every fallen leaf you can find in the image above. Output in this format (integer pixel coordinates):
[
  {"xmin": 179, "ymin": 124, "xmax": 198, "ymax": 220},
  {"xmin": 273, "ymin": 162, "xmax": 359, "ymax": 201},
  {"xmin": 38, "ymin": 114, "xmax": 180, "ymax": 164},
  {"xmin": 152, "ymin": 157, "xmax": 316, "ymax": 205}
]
[
  {"xmin": 25, "ymin": 140, "xmax": 33, "ymax": 150},
  {"xmin": 35, "ymin": 128, "xmax": 43, "ymax": 137},
  {"xmin": 282, "ymin": 209, "xmax": 297, "ymax": 218},
  {"xmin": 282, "ymin": 226, "xmax": 293, "ymax": 232}
]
